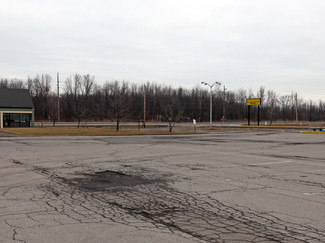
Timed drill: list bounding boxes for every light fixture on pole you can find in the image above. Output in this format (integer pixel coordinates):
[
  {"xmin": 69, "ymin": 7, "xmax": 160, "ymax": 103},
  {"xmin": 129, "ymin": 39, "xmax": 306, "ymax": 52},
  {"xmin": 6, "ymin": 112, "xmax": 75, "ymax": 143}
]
[{"xmin": 201, "ymin": 82, "xmax": 221, "ymax": 125}]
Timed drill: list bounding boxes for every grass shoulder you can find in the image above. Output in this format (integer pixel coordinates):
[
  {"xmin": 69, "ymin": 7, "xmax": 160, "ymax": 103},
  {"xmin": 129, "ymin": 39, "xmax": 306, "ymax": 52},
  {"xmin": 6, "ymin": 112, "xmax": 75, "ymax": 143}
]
[{"xmin": 0, "ymin": 126, "xmax": 198, "ymax": 136}]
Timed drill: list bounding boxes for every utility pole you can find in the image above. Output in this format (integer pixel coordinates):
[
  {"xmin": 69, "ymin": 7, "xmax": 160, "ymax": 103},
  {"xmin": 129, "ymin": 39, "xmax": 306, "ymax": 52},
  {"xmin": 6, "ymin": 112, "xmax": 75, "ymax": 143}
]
[
  {"xmin": 201, "ymin": 82, "xmax": 221, "ymax": 125},
  {"xmin": 295, "ymin": 92, "xmax": 298, "ymax": 123},
  {"xmin": 57, "ymin": 72, "xmax": 60, "ymax": 121},
  {"xmin": 143, "ymin": 84, "xmax": 146, "ymax": 128}
]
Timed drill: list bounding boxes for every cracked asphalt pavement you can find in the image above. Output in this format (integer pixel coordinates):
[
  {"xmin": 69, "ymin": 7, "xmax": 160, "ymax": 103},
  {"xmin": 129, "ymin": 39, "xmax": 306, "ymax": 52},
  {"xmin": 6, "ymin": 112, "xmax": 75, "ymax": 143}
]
[{"xmin": 1, "ymin": 131, "xmax": 325, "ymax": 242}]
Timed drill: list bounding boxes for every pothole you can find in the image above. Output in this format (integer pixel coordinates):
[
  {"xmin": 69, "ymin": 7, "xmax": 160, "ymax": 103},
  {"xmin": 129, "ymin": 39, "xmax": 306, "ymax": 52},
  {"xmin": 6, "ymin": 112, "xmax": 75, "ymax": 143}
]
[{"xmin": 67, "ymin": 170, "xmax": 160, "ymax": 191}]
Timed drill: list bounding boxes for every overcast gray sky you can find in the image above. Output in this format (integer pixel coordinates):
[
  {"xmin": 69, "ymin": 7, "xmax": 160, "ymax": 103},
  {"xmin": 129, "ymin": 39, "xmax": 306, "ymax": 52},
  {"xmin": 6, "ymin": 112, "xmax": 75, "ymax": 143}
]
[{"xmin": 1, "ymin": 0, "xmax": 325, "ymax": 100}]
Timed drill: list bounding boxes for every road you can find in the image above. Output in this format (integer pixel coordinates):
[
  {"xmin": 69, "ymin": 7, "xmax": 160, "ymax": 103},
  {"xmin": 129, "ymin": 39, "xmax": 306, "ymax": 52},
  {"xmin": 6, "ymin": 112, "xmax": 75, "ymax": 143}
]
[
  {"xmin": 0, "ymin": 131, "xmax": 325, "ymax": 242},
  {"xmin": 34, "ymin": 121, "xmax": 246, "ymax": 127},
  {"xmin": 34, "ymin": 121, "xmax": 325, "ymax": 127}
]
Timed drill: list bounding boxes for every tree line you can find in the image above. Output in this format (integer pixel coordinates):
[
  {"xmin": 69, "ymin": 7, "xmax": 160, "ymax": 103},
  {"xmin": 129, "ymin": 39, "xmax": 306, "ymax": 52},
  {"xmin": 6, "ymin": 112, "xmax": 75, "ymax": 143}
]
[{"xmin": 1, "ymin": 74, "xmax": 325, "ymax": 128}]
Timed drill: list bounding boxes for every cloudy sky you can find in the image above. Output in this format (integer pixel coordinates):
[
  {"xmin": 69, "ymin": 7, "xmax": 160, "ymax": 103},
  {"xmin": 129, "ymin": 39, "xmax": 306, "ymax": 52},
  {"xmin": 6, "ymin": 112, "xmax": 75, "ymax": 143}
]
[{"xmin": 1, "ymin": 0, "xmax": 325, "ymax": 100}]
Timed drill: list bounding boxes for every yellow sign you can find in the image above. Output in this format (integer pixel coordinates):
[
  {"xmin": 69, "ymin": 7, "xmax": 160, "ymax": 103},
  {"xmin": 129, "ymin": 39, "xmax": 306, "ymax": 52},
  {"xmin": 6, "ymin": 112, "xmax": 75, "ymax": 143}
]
[{"xmin": 247, "ymin": 98, "xmax": 261, "ymax": 106}]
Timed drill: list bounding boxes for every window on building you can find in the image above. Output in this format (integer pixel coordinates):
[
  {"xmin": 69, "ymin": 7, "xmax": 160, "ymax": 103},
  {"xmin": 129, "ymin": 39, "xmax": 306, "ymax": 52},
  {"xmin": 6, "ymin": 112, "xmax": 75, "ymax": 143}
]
[{"xmin": 3, "ymin": 113, "xmax": 32, "ymax": 127}]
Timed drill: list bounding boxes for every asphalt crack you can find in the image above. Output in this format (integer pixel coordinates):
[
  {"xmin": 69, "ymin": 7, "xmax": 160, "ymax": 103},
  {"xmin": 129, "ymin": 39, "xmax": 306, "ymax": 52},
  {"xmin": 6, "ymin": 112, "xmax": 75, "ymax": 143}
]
[{"xmin": 30, "ymin": 166, "xmax": 325, "ymax": 242}]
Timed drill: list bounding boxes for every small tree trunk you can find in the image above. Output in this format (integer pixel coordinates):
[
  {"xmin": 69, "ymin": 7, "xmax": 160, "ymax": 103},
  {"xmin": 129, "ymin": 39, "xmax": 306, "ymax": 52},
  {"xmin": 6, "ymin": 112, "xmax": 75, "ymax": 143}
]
[
  {"xmin": 169, "ymin": 122, "xmax": 173, "ymax": 132},
  {"xmin": 116, "ymin": 119, "xmax": 120, "ymax": 131}
]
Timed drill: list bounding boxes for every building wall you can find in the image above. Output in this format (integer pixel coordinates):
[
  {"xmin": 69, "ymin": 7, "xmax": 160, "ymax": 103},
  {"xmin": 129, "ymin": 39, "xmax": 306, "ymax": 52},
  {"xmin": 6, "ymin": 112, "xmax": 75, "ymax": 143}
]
[{"xmin": 0, "ymin": 109, "xmax": 34, "ymax": 128}]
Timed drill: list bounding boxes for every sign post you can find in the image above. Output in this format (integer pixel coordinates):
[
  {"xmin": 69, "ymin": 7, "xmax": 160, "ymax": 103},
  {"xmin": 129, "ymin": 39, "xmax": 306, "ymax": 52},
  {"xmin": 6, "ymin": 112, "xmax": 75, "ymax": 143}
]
[
  {"xmin": 246, "ymin": 98, "xmax": 261, "ymax": 126},
  {"xmin": 193, "ymin": 119, "xmax": 197, "ymax": 133},
  {"xmin": 258, "ymin": 105, "xmax": 260, "ymax": 126},
  {"xmin": 248, "ymin": 105, "xmax": 251, "ymax": 125}
]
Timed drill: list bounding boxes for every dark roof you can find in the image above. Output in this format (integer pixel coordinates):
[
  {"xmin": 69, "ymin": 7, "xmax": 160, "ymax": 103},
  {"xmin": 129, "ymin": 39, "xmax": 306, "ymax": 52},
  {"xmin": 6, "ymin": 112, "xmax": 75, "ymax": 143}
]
[{"xmin": 0, "ymin": 88, "xmax": 34, "ymax": 109}]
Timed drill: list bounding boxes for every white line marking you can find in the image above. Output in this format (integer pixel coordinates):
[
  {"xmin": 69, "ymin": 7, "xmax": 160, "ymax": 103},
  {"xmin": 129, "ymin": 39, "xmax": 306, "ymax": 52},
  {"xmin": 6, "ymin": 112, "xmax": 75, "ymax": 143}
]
[
  {"xmin": 249, "ymin": 161, "xmax": 293, "ymax": 166},
  {"xmin": 249, "ymin": 161, "xmax": 325, "ymax": 167}
]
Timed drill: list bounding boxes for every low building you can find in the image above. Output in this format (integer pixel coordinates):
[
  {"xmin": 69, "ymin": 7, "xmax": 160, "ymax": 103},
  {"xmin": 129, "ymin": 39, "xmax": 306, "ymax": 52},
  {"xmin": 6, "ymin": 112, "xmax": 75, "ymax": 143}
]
[{"xmin": 0, "ymin": 88, "xmax": 35, "ymax": 128}]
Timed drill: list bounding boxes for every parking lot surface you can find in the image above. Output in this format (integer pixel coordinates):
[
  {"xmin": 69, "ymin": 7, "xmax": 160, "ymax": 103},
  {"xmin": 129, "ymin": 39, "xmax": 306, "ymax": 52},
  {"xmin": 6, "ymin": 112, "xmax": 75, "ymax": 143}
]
[{"xmin": 0, "ymin": 131, "xmax": 325, "ymax": 242}]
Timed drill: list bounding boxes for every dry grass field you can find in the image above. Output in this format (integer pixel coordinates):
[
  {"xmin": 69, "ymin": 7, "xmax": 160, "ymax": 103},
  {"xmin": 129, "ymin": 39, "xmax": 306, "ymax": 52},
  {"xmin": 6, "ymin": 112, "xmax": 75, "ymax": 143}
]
[{"xmin": 0, "ymin": 126, "xmax": 196, "ymax": 136}]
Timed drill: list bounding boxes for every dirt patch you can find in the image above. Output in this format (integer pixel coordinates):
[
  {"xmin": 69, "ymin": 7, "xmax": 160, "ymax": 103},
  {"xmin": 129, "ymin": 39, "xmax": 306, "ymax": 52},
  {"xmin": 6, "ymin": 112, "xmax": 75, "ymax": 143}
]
[{"xmin": 67, "ymin": 170, "xmax": 161, "ymax": 191}]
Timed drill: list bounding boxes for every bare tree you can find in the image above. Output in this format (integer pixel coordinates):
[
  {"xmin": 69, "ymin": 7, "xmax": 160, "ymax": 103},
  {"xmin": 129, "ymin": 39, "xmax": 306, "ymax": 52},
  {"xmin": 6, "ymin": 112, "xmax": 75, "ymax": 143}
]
[
  {"xmin": 234, "ymin": 88, "xmax": 247, "ymax": 119},
  {"xmin": 28, "ymin": 74, "xmax": 52, "ymax": 120},
  {"xmin": 2, "ymin": 74, "xmax": 325, "ymax": 124},
  {"xmin": 81, "ymin": 74, "xmax": 94, "ymax": 96},
  {"xmin": 163, "ymin": 90, "xmax": 184, "ymax": 132},
  {"xmin": 257, "ymin": 86, "xmax": 265, "ymax": 103},
  {"xmin": 265, "ymin": 90, "xmax": 278, "ymax": 125},
  {"xmin": 191, "ymin": 86, "xmax": 209, "ymax": 122},
  {"xmin": 48, "ymin": 94, "xmax": 58, "ymax": 126},
  {"xmin": 0, "ymin": 78, "xmax": 26, "ymax": 89},
  {"xmin": 105, "ymin": 81, "xmax": 129, "ymax": 131},
  {"xmin": 291, "ymin": 92, "xmax": 303, "ymax": 122},
  {"xmin": 64, "ymin": 74, "xmax": 95, "ymax": 127},
  {"xmin": 257, "ymin": 86, "xmax": 266, "ymax": 120},
  {"xmin": 278, "ymin": 95, "xmax": 291, "ymax": 121},
  {"xmin": 0, "ymin": 78, "xmax": 9, "ymax": 88}
]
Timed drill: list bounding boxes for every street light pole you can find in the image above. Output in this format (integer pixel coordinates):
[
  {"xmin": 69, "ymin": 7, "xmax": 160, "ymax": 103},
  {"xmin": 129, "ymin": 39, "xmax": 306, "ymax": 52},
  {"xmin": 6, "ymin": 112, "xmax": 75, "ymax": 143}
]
[
  {"xmin": 201, "ymin": 82, "xmax": 221, "ymax": 125},
  {"xmin": 210, "ymin": 87, "xmax": 212, "ymax": 124},
  {"xmin": 223, "ymin": 85, "xmax": 226, "ymax": 122}
]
